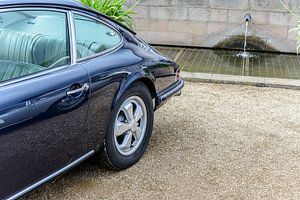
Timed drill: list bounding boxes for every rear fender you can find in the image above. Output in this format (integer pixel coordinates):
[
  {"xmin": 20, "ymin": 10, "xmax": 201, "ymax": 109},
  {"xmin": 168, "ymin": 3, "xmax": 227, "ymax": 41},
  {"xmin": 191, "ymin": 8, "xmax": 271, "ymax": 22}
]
[{"xmin": 111, "ymin": 71, "xmax": 156, "ymax": 111}]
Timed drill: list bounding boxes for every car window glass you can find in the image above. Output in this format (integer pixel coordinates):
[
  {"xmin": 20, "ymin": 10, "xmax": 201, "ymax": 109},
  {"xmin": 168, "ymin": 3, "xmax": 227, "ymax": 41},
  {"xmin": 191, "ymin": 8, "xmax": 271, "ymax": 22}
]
[
  {"xmin": 0, "ymin": 10, "xmax": 70, "ymax": 83},
  {"xmin": 73, "ymin": 14, "xmax": 121, "ymax": 59}
]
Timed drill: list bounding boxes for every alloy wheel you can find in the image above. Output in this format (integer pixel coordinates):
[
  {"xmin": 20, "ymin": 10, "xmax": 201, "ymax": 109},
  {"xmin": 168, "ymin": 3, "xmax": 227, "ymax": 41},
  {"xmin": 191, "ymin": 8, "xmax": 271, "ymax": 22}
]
[{"xmin": 114, "ymin": 96, "xmax": 148, "ymax": 156}]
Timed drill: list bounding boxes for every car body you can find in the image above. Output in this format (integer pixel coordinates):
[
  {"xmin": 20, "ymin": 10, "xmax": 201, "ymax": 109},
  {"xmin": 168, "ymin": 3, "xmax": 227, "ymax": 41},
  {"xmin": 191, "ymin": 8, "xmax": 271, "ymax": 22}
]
[{"xmin": 0, "ymin": 0, "xmax": 184, "ymax": 199}]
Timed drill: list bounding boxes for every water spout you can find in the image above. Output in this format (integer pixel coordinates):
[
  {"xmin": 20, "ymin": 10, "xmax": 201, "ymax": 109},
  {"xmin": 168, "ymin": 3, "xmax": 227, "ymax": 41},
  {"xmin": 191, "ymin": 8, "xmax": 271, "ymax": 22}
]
[
  {"xmin": 243, "ymin": 14, "xmax": 251, "ymax": 56},
  {"xmin": 244, "ymin": 13, "xmax": 252, "ymax": 22},
  {"xmin": 237, "ymin": 13, "xmax": 252, "ymax": 58}
]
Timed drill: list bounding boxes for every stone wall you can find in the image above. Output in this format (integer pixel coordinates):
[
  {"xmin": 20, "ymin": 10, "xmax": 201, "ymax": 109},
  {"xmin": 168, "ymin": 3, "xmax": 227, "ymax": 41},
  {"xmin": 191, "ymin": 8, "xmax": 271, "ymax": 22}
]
[{"xmin": 127, "ymin": 0, "xmax": 300, "ymax": 53}]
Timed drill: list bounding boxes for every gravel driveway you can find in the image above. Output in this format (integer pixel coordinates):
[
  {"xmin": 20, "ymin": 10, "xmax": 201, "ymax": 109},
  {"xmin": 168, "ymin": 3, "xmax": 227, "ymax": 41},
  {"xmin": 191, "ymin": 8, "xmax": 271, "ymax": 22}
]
[{"xmin": 25, "ymin": 82, "xmax": 300, "ymax": 200}]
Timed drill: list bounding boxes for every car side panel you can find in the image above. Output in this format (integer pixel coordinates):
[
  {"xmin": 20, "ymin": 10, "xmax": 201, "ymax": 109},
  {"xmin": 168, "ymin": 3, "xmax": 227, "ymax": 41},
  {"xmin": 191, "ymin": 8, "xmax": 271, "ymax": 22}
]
[
  {"xmin": 0, "ymin": 66, "xmax": 90, "ymax": 199},
  {"xmin": 80, "ymin": 35, "xmax": 178, "ymax": 146},
  {"xmin": 79, "ymin": 46, "xmax": 141, "ymax": 149}
]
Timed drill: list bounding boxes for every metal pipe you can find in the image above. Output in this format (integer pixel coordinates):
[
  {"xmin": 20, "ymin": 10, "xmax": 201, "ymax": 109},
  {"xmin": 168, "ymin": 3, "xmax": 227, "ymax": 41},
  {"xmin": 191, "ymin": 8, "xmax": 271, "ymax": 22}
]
[{"xmin": 244, "ymin": 13, "xmax": 252, "ymax": 22}]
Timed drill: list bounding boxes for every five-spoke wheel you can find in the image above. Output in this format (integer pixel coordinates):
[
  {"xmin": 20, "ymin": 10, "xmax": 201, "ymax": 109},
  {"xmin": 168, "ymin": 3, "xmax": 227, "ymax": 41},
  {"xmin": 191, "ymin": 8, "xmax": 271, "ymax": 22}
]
[
  {"xmin": 100, "ymin": 82, "xmax": 154, "ymax": 170},
  {"xmin": 114, "ymin": 96, "xmax": 147, "ymax": 156}
]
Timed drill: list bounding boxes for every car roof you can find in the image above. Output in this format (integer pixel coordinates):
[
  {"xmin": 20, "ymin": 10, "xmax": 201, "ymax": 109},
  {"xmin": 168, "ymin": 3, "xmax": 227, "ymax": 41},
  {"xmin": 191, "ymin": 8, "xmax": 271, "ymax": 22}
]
[
  {"xmin": 0, "ymin": 0, "xmax": 136, "ymax": 34},
  {"xmin": 0, "ymin": 0, "xmax": 86, "ymax": 9}
]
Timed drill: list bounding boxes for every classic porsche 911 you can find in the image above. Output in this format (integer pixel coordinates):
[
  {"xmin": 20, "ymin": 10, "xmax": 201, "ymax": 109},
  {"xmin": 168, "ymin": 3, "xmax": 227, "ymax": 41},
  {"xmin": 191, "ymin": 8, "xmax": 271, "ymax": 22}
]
[{"xmin": 0, "ymin": 0, "xmax": 184, "ymax": 199}]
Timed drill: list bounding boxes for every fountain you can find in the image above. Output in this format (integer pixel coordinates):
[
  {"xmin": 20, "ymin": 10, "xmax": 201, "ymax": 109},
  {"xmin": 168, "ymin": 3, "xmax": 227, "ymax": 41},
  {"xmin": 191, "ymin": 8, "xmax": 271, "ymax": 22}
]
[
  {"xmin": 236, "ymin": 14, "xmax": 252, "ymax": 75},
  {"xmin": 243, "ymin": 14, "xmax": 251, "ymax": 56},
  {"xmin": 237, "ymin": 13, "xmax": 252, "ymax": 58}
]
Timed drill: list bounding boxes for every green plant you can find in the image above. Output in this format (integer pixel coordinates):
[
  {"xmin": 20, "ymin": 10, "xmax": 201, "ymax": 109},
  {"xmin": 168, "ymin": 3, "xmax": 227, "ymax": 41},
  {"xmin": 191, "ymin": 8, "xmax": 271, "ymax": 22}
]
[
  {"xmin": 79, "ymin": 0, "xmax": 141, "ymax": 29},
  {"xmin": 279, "ymin": 0, "xmax": 300, "ymax": 53}
]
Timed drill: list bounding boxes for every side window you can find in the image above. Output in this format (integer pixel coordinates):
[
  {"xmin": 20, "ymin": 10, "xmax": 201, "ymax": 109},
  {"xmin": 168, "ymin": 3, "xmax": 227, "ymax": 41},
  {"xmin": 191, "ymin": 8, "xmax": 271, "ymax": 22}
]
[
  {"xmin": 0, "ymin": 10, "xmax": 70, "ymax": 83},
  {"xmin": 74, "ymin": 14, "xmax": 122, "ymax": 59}
]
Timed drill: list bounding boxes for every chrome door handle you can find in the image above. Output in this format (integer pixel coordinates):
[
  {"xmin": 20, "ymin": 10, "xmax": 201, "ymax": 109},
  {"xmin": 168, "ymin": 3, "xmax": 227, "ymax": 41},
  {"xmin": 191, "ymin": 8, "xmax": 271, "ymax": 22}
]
[{"xmin": 67, "ymin": 83, "xmax": 90, "ymax": 95}]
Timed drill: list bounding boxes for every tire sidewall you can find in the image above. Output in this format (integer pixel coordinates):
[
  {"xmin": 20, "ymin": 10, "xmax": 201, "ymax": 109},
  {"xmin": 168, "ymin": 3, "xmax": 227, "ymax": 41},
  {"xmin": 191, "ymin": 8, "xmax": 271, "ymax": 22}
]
[{"xmin": 105, "ymin": 82, "xmax": 154, "ymax": 169}]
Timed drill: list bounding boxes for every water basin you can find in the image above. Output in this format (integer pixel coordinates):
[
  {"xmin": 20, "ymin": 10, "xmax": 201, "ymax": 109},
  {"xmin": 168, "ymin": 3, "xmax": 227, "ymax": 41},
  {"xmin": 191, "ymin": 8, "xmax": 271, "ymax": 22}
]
[{"xmin": 155, "ymin": 46, "xmax": 300, "ymax": 80}]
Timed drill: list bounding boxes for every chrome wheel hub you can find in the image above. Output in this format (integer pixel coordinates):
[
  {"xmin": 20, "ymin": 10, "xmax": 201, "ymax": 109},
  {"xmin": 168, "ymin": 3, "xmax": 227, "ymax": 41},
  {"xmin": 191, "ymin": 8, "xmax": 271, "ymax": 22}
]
[{"xmin": 114, "ymin": 96, "xmax": 147, "ymax": 156}]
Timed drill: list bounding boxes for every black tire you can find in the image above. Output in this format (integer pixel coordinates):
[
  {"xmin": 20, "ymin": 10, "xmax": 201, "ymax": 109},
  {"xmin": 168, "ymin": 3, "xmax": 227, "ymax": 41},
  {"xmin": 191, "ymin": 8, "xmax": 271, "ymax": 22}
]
[{"xmin": 100, "ymin": 82, "xmax": 154, "ymax": 170}]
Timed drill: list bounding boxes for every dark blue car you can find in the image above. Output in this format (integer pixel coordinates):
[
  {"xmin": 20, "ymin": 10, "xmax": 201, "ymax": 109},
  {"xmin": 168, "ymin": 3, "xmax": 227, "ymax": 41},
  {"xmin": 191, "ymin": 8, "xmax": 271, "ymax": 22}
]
[{"xmin": 0, "ymin": 0, "xmax": 184, "ymax": 199}]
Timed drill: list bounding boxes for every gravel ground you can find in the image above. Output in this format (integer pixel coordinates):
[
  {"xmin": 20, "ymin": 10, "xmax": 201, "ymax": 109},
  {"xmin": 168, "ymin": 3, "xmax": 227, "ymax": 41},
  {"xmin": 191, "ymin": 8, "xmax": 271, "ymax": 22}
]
[{"xmin": 25, "ymin": 82, "xmax": 300, "ymax": 200}]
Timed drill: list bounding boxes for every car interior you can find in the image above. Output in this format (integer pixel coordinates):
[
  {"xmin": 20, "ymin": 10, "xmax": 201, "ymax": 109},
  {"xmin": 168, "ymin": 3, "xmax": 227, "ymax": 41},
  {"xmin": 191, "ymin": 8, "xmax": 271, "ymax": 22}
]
[
  {"xmin": 0, "ymin": 10, "xmax": 121, "ymax": 82},
  {"xmin": 0, "ymin": 11, "xmax": 69, "ymax": 81}
]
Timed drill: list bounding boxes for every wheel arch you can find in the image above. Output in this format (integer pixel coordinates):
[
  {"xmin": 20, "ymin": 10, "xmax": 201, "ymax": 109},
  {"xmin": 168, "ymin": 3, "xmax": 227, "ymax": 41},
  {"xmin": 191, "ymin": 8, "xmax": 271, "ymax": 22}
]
[
  {"xmin": 135, "ymin": 77, "xmax": 156, "ymax": 99},
  {"xmin": 111, "ymin": 73, "xmax": 157, "ymax": 111}
]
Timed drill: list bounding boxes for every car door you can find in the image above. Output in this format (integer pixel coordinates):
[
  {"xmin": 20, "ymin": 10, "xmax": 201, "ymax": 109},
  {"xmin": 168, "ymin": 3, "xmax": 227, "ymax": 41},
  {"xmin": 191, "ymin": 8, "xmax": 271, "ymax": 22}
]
[{"xmin": 0, "ymin": 9, "xmax": 91, "ymax": 199}]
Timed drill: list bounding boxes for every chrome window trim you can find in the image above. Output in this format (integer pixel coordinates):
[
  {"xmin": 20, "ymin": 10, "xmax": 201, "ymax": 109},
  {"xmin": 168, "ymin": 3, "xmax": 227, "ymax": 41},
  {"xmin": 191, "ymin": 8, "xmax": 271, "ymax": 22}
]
[
  {"xmin": 0, "ymin": 7, "xmax": 69, "ymax": 13},
  {"xmin": 0, "ymin": 65, "xmax": 73, "ymax": 87},
  {"xmin": 0, "ymin": 7, "xmax": 74, "ymax": 87},
  {"xmin": 77, "ymin": 42, "xmax": 123, "ymax": 63},
  {"xmin": 6, "ymin": 150, "xmax": 95, "ymax": 200},
  {"xmin": 71, "ymin": 10, "xmax": 124, "ymax": 63},
  {"xmin": 68, "ymin": 11, "xmax": 77, "ymax": 65}
]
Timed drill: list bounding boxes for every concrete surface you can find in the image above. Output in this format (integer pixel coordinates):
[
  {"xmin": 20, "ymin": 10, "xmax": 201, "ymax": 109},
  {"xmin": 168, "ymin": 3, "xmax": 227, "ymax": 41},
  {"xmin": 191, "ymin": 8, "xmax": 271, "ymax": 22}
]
[{"xmin": 182, "ymin": 71, "xmax": 300, "ymax": 90}]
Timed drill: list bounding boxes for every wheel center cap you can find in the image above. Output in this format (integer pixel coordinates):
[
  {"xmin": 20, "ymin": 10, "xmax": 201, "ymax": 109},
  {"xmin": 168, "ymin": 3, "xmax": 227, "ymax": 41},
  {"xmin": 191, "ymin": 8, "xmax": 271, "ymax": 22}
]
[{"xmin": 130, "ymin": 121, "xmax": 138, "ymax": 132}]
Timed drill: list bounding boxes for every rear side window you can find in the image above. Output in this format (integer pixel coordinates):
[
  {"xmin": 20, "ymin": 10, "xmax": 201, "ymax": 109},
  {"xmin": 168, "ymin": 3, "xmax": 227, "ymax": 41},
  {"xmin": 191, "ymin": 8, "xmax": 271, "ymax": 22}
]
[
  {"xmin": 0, "ymin": 10, "xmax": 70, "ymax": 83},
  {"xmin": 73, "ymin": 14, "xmax": 122, "ymax": 59}
]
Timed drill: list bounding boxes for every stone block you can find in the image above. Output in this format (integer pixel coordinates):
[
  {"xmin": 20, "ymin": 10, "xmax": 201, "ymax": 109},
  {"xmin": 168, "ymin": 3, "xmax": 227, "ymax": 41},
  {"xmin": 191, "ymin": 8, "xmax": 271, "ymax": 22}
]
[
  {"xmin": 209, "ymin": 9, "xmax": 228, "ymax": 22},
  {"xmin": 249, "ymin": 0, "xmax": 272, "ymax": 11},
  {"xmin": 149, "ymin": 7, "xmax": 188, "ymax": 20},
  {"xmin": 251, "ymin": 11, "xmax": 269, "ymax": 25},
  {"xmin": 134, "ymin": 18, "xmax": 169, "ymax": 32},
  {"xmin": 228, "ymin": 10, "xmax": 248, "ymax": 23},
  {"xmin": 191, "ymin": 35, "xmax": 207, "ymax": 46},
  {"xmin": 268, "ymin": 12, "xmax": 288, "ymax": 26},
  {"xmin": 131, "ymin": 0, "xmax": 168, "ymax": 6},
  {"xmin": 287, "ymin": 14, "xmax": 298, "ymax": 26},
  {"xmin": 255, "ymin": 24, "xmax": 288, "ymax": 38},
  {"xmin": 136, "ymin": 31, "xmax": 150, "ymax": 41},
  {"xmin": 288, "ymin": 26, "xmax": 297, "ymax": 40},
  {"xmin": 149, "ymin": 19, "xmax": 169, "ymax": 32},
  {"xmin": 188, "ymin": 8, "xmax": 210, "ymax": 21},
  {"xmin": 205, "ymin": 35, "xmax": 227, "ymax": 47},
  {"xmin": 266, "ymin": 38, "xmax": 297, "ymax": 52},
  {"xmin": 132, "ymin": 6, "xmax": 150, "ymax": 19},
  {"xmin": 250, "ymin": 0, "xmax": 296, "ymax": 12},
  {"xmin": 268, "ymin": 0, "xmax": 297, "ymax": 12},
  {"xmin": 170, "ymin": 0, "xmax": 208, "ymax": 7},
  {"xmin": 191, "ymin": 34, "xmax": 228, "ymax": 48},
  {"xmin": 148, "ymin": 31, "xmax": 193, "ymax": 46},
  {"xmin": 209, "ymin": 0, "xmax": 249, "ymax": 9},
  {"xmin": 207, "ymin": 22, "xmax": 237, "ymax": 35},
  {"xmin": 167, "ymin": 20, "xmax": 207, "ymax": 35},
  {"xmin": 133, "ymin": 18, "xmax": 152, "ymax": 31}
]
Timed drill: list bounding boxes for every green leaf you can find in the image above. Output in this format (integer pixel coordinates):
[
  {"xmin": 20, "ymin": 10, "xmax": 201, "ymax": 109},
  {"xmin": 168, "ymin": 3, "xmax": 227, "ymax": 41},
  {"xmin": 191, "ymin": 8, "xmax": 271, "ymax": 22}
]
[{"xmin": 79, "ymin": 0, "xmax": 139, "ymax": 29}]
